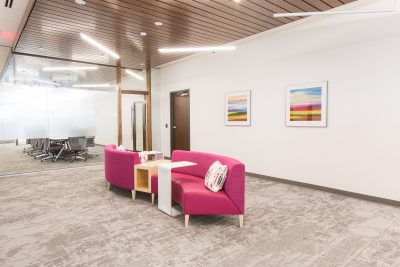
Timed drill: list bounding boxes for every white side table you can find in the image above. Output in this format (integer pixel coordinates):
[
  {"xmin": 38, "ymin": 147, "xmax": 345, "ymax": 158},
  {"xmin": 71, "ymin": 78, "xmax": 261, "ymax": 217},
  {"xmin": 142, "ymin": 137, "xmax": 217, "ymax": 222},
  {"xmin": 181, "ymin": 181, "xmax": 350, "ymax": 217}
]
[{"xmin": 158, "ymin": 161, "xmax": 197, "ymax": 217}]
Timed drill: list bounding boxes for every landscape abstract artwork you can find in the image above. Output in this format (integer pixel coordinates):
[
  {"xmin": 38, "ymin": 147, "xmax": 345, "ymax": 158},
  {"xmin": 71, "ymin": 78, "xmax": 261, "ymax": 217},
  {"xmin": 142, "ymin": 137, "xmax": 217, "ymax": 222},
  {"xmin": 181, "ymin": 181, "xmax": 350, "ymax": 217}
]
[
  {"xmin": 225, "ymin": 90, "xmax": 251, "ymax": 126},
  {"xmin": 286, "ymin": 82, "xmax": 327, "ymax": 127}
]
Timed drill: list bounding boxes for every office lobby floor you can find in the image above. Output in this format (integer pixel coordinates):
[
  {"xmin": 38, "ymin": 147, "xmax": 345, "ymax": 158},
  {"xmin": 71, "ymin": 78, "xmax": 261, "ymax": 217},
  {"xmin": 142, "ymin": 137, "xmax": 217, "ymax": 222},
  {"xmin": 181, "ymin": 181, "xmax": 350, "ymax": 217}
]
[
  {"xmin": 0, "ymin": 143, "xmax": 104, "ymax": 176},
  {"xmin": 0, "ymin": 164, "xmax": 400, "ymax": 266}
]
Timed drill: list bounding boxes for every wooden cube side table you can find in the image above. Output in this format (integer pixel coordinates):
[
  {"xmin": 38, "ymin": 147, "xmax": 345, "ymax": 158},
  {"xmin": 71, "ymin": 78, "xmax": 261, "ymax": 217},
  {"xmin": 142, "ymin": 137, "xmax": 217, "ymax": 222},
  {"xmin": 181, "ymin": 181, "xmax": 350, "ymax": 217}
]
[{"xmin": 133, "ymin": 159, "xmax": 170, "ymax": 204}]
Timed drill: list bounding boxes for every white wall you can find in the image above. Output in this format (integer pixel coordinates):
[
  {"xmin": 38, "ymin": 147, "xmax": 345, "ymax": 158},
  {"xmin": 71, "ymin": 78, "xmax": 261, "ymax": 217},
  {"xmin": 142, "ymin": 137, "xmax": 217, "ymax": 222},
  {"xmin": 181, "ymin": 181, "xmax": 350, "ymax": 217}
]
[
  {"xmin": 151, "ymin": 69, "xmax": 162, "ymax": 151},
  {"xmin": 92, "ymin": 90, "xmax": 118, "ymax": 145},
  {"xmin": 159, "ymin": 0, "xmax": 400, "ymax": 201}
]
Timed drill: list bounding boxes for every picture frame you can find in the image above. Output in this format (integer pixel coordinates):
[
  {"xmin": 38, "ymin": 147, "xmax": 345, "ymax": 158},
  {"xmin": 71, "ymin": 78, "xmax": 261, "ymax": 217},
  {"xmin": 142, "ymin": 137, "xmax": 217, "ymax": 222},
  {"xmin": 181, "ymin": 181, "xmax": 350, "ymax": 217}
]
[
  {"xmin": 225, "ymin": 90, "xmax": 251, "ymax": 126},
  {"xmin": 286, "ymin": 81, "xmax": 328, "ymax": 127}
]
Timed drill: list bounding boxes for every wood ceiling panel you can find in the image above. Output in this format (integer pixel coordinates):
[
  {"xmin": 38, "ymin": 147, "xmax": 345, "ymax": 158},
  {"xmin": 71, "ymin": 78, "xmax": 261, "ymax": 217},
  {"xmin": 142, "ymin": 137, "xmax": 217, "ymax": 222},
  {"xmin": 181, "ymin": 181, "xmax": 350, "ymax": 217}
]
[
  {"xmin": 15, "ymin": 0, "xmax": 356, "ymax": 69},
  {"xmin": 45, "ymin": 0, "xmax": 244, "ymax": 40}
]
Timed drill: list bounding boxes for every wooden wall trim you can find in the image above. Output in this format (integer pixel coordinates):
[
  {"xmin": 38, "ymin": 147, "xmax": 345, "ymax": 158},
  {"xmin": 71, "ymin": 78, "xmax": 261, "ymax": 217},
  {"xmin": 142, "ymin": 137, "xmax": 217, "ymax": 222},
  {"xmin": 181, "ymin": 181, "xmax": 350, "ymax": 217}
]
[
  {"xmin": 121, "ymin": 90, "xmax": 148, "ymax": 95},
  {"xmin": 146, "ymin": 66, "xmax": 152, "ymax": 150},
  {"xmin": 116, "ymin": 62, "xmax": 122, "ymax": 146},
  {"xmin": 247, "ymin": 172, "xmax": 400, "ymax": 207}
]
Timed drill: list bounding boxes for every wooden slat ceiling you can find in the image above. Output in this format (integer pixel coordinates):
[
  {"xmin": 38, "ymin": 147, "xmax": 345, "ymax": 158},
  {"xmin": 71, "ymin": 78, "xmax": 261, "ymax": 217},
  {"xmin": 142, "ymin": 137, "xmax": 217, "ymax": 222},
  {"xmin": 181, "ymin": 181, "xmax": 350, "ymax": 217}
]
[{"xmin": 15, "ymin": 0, "xmax": 355, "ymax": 70}]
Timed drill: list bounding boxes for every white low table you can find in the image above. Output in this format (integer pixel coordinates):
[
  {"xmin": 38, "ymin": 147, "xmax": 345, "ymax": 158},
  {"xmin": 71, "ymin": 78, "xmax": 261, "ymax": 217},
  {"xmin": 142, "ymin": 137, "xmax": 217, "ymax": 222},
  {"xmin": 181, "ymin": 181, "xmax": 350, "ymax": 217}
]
[{"xmin": 158, "ymin": 161, "xmax": 197, "ymax": 217}]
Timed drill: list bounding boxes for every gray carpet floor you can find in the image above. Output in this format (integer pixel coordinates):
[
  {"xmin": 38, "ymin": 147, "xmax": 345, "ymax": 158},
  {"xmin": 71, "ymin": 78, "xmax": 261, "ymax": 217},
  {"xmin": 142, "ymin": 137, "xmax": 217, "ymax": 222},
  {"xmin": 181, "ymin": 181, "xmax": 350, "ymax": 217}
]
[
  {"xmin": 1, "ymin": 148, "xmax": 400, "ymax": 266},
  {"xmin": 0, "ymin": 143, "xmax": 104, "ymax": 176}
]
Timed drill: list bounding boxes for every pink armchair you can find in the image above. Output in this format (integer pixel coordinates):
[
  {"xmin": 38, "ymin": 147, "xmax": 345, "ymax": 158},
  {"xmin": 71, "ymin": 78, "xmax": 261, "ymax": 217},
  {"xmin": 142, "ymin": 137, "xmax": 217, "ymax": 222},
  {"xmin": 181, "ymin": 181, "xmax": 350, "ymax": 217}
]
[
  {"xmin": 152, "ymin": 150, "xmax": 245, "ymax": 227},
  {"xmin": 104, "ymin": 145, "xmax": 141, "ymax": 197}
]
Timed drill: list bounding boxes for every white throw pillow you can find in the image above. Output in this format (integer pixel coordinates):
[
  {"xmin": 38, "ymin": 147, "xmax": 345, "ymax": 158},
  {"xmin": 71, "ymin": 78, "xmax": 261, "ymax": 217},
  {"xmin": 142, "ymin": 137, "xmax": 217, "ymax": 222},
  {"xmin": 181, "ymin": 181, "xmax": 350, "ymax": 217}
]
[
  {"xmin": 205, "ymin": 161, "xmax": 228, "ymax": 192},
  {"xmin": 116, "ymin": 145, "xmax": 126, "ymax": 151}
]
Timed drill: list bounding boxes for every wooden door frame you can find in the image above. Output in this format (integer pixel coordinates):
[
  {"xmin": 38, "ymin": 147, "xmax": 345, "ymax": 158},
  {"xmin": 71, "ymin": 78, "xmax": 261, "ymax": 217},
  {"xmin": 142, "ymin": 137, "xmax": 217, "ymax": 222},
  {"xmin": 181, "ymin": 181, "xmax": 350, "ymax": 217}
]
[{"xmin": 170, "ymin": 89, "xmax": 190, "ymax": 154}]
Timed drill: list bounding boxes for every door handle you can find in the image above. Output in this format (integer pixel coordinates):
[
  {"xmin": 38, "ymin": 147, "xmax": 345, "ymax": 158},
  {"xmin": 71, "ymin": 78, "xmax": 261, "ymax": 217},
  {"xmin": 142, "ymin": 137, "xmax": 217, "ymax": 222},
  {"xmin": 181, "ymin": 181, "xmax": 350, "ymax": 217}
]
[{"xmin": 173, "ymin": 126, "xmax": 177, "ymax": 129}]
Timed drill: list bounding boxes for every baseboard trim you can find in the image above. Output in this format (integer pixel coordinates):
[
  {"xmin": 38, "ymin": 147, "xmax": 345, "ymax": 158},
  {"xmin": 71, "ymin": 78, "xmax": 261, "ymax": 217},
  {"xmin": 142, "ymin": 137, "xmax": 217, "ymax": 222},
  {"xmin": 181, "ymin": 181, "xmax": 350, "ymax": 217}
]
[
  {"xmin": 246, "ymin": 172, "xmax": 400, "ymax": 207},
  {"xmin": 0, "ymin": 140, "xmax": 15, "ymax": 144}
]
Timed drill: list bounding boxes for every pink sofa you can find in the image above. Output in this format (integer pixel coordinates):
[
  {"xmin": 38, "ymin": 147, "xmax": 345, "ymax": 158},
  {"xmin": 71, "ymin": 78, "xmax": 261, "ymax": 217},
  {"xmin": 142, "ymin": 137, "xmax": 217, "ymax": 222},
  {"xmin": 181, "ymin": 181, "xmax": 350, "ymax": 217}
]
[
  {"xmin": 152, "ymin": 150, "xmax": 245, "ymax": 227},
  {"xmin": 104, "ymin": 144, "xmax": 141, "ymax": 192}
]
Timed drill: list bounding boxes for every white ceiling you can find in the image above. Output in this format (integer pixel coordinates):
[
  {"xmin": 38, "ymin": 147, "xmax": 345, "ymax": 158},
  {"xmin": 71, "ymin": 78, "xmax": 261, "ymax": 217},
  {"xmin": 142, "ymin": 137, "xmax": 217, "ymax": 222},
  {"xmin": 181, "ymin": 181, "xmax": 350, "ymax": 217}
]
[{"xmin": 0, "ymin": 0, "xmax": 33, "ymax": 76}]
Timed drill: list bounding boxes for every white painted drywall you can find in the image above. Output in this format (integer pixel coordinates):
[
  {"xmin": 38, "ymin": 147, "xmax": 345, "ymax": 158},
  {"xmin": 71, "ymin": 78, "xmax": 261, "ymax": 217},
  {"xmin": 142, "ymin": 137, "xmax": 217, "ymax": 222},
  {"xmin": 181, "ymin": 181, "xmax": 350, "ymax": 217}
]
[
  {"xmin": 91, "ymin": 90, "xmax": 118, "ymax": 145},
  {"xmin": 151, "ymin": 69, "xmax": 162, "ymax": 152},
  {"xmin": 159, "ymin": 0, "xmax": 400, "ymax": 201}
]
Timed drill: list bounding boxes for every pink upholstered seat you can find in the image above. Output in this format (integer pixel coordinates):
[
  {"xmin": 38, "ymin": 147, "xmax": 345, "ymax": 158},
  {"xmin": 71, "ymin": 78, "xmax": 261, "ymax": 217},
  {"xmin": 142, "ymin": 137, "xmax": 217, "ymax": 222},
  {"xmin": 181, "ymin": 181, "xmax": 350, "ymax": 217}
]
[
  {"xmin": 104, "ymin": 144, "xmax": 141, "ymax": 190},
  {"xmin": 152, "ymin": 150, "xmax": 245, "ymax": 216}
]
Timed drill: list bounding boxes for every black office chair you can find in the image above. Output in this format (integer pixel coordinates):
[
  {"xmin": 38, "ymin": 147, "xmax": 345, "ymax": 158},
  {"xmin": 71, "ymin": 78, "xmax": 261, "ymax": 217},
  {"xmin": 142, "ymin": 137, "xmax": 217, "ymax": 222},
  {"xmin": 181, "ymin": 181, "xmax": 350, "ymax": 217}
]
[
  {"xmin": 29, "ymin": 139, "xmax": 44, "ymax": 157},
  {"xmin": 34, "ymin": 138, "xmax": 50, "ymax": 159},
  {"xmin": 23, "ymin": 139, "xmax": 35, "ymax": 154},
  {"xmin": 41, "ymin": 139, "xmax": 67, "ymax": 162},
  {"xmin": 66, "ymin": 137, "xmax": 87, "ymax": 162}
]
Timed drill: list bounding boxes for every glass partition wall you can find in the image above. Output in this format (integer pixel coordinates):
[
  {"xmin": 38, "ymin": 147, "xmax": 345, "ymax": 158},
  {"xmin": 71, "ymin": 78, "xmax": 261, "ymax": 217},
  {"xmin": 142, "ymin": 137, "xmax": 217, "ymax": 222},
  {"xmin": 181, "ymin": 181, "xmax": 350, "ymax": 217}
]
[
  {"xmin": 0, "ymin": 54, "xmax": 148, "ymax": 153},
  {"xmin": 121, "ymin": 69, "xmax": 147, "ymax": 151},
  {"xmin": 0, "ymin": 55, "xmax": 118, "ymax": 142}
]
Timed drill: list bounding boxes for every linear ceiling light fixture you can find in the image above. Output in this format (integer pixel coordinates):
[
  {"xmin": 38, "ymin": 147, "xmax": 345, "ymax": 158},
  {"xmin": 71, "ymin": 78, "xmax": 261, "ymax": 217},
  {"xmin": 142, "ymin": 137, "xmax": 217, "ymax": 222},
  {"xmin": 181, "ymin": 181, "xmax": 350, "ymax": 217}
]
[
  {"xmin": 273, "ymin": 9, "xmax": 396, "ymax": 17},
  {"xmin": 125, "ymin": 69, "xmax": 144, "ymax": 80},
  {"xmin": 43, "ymin": 66, "xmax": 98, "ymax": 71},
  {"xmin": 273, "ymin": 0, "xmax": 398, "ymax": 17},
  {"xmin": 158, "ymin": 46, "xmax": 236, "ymax": 53},
  {"xmin": 80, "ymin": 33, "xmax": 120, "ymax": 59},
  {"xmin": 73, "ymin": 84, "xmax": 114, "ymax": 88}
]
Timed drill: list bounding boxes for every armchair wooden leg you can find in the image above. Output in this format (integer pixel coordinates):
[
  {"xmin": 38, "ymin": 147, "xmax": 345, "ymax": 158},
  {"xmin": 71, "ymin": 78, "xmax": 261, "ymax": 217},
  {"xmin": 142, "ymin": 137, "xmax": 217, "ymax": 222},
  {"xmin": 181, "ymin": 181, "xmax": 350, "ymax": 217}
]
[
  {"xmin": 239, "ymin": 215, "xmax": 244, "ymax": 228},
  {"xmin": 185, "ymin": 215, "xmax": 190, "ymax": 228},
  {"xmin": 131, "ymin": 190, "xmax": 136, "ymax": 200},
  {"xmin": 106, "ymin": 181, "xmax": 111, "ymax": 190},
  {"xmin": 151, "ymin": 193, "xmax": 155, "ymax": 204}
]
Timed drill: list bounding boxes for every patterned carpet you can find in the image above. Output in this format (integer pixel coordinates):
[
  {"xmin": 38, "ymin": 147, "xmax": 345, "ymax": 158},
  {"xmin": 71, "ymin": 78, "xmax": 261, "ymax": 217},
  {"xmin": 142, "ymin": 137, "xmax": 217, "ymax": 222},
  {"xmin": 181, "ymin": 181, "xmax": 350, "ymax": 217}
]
[
  {"xmin": 0, "ymin": 152, "xmax": 400, "ymax": 266},
  {"xmin": 0, "ymin": 143, "xmax": 104, "ymax": 176}
]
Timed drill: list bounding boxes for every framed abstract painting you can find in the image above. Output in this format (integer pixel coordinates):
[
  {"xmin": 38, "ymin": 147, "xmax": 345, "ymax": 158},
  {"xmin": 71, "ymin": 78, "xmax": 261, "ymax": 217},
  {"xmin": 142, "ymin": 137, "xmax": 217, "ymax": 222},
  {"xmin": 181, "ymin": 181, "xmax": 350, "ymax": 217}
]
[
  {"xmin": 225, "ymin": 90, "xmax": 251, "ymax": 126},
  {"xmin": 286, "ymin": 81, "xmax": 328, "ymax": 127}
]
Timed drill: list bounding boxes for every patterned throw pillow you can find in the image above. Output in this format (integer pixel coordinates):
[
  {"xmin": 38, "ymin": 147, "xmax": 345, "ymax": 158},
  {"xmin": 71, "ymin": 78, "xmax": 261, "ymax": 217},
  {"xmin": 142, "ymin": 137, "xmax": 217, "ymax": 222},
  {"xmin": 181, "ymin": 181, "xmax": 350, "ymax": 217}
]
[{"xmin": 204, "ymin": 161, "xmax": 228, "ymax": 192}]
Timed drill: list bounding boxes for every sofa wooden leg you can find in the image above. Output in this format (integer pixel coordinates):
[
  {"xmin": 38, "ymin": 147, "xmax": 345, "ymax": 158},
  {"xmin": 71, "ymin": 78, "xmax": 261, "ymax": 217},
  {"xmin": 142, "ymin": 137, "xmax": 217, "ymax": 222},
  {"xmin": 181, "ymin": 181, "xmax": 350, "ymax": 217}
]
[
  {"xmin": 151, "ymin": 193, "xmax": 155, "ymax": 204},
  {"xmin": 239, "ymin": 215, "xmax": 244, "ymax": 228},
  {"xmin": 185, "ymin": 215, "xmax": 190, "ymax": 228},
  {"xmin": 106, "ymin": 181, "xmax": 111, "ymax": 190},
  {"xmin": 131, "ymin": 190, "xmax": 136, "ymax": 200}
]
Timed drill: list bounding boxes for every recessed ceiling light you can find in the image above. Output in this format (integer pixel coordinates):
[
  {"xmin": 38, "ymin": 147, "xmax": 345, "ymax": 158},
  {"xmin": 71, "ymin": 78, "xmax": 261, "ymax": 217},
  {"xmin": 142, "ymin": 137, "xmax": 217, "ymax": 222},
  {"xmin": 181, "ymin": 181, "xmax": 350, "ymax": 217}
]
[
  {"xmin": 158, "ymin": 46, "xmax": 236, "ymax": 53},
  {"xmin": 80, "ymin": 33, "xmax": 120, "ymax": 59},
  {"xmin": 140, "ymin": 63, "xmax": 145, "ymax": 66},
  {"xmin": 234, "ymin": 0, "xmax": 240, "ymax": 2},
  {"xmin": 75, "ymin": 0, "xmax": 86, "ymax": 5},
  {"xmin": 140, "ymin": 32, "xmax": 147, "ymax": 36},
  {"xmin": 125, "ymin": 69, "xmax": 144, "ymax": 81},
  {"xmin": 154, "ymin": 21, "xmax": 163, "ymax": 26},
  {"xmin": 43, "ymin": 66, "xmax": 98, "ymax": 71}
]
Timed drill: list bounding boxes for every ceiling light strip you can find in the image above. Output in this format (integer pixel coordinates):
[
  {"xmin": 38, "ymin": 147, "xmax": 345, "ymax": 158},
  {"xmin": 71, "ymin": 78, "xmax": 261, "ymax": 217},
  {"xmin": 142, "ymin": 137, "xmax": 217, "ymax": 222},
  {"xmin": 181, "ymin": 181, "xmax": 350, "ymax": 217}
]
[
  {"xmin": 125, "ymin": 69, "xmax": 144, "ymax": 81},
  {"xmin": 273, "ymin": 9, "xmax": 396, "ymax": 17},
  {"xmin": 43, "ymin": 66, "xmax": 98, "ymax": 71},
  {"xmin": 80, "ymin": 33, "xmax": 120, "ymax": 59},
  {"xmin": 158, "ymin": 46, "xmax": 236, "ymax": 53}
]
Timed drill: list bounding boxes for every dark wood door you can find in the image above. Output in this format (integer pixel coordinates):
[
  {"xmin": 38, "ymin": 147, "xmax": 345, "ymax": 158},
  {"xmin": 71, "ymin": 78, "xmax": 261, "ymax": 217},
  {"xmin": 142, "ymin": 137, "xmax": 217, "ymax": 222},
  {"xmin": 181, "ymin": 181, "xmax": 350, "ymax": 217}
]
[{"xmin": 171, "ymin": 90, "xmax": 190, "ymax": 152}]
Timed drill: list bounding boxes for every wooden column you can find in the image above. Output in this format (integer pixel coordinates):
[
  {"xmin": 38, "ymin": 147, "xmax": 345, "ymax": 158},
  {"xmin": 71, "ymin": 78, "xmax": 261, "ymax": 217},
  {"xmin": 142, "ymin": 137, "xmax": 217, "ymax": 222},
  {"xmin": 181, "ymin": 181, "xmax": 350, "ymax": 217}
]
[
  {"xmin": 117, "ymin": 61, "xmax": 122, "ymax": 146},
  {"xmin": 146, "ymin": 64, "xmax": 152, "ymax": 151}
]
